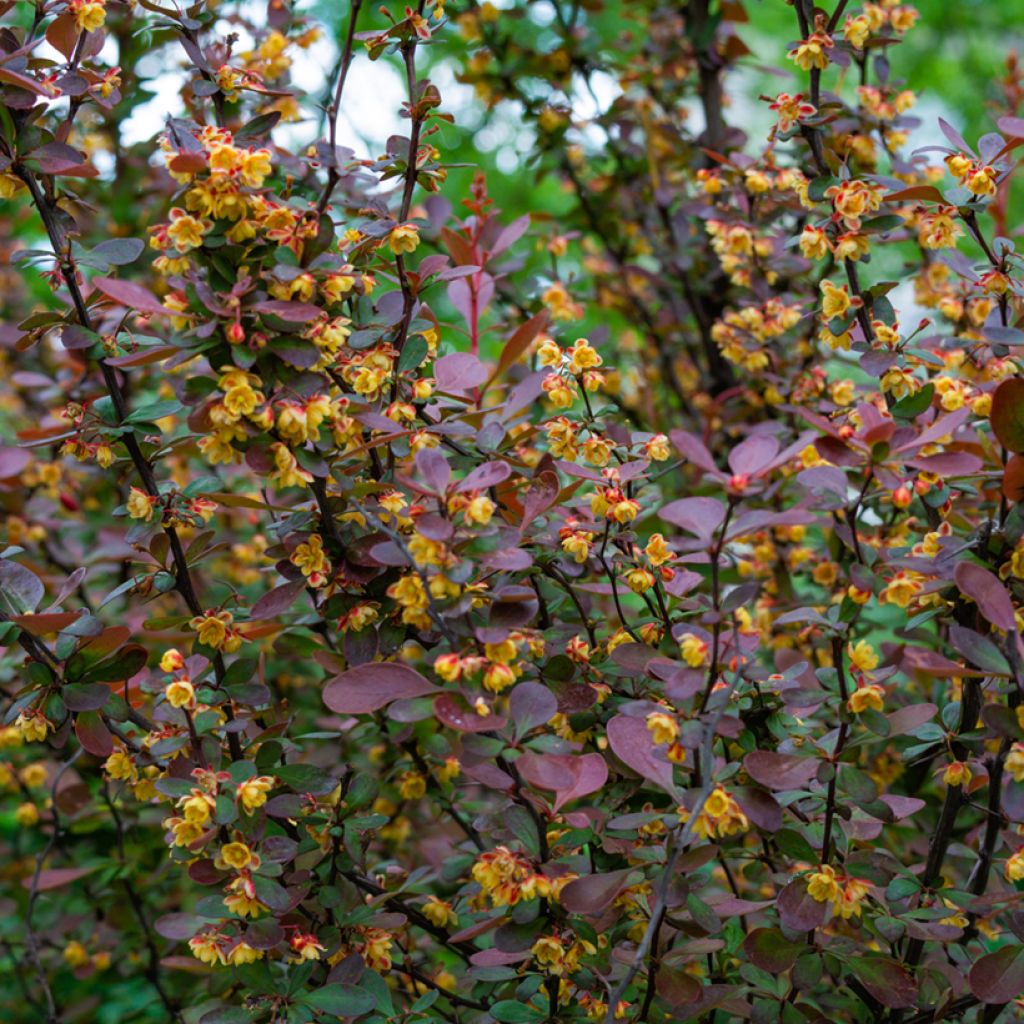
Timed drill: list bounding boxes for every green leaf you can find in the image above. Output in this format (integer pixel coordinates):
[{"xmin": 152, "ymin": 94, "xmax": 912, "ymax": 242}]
[
  {"xmin": 126, "ymin": 400, "xmax": 184, "ymax": 424},
  {"xmin": 397, "ymin": 334, "xmax": 428, "ymax": 373},
  {"xmin": 890, "ymin": 383, "xmax": 935, "ymax": 420},
  {"xmin": 301, "ymin": 984, "xmax": 376, "ymax": 1016},
  {"xmin": 490, "ymin": 1001, "xmax": 545, "ymax": 1023},
  {"xmin": 275, "ymin": 763, "xmax": 336, "ymax": 795}
]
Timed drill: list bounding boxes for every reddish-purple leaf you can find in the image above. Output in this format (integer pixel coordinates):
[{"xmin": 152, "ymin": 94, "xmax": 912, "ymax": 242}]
[
  {"xmin": 560, "ymin": 868, "xmax": 633, "ymax": 915},
  {"xmin": 324, "ymin": 663, "xmax": 438, "ymax": 714},
  {"xmin": 435, "ymin": 352, "xmax": 488, "ymax": 392},
  {"xmin": 509, "ymin": 682, "xmax": 558, "ymax": 737},
  {"xmin": 433, "ymin": 692, "xmax": 504, "ymax": 732},
  {"xmin": 75, "ymin": 710, "xmax": 113, "ymax": 757},
  {"xmin": 154, "ymin": 913, "xmax": 209, "ymax": 940},
  {"xmin": 520, "ymin": 470, "xmax": 560, "ymax": 525},
  {"xmin": 938, "ymin": 116, "xmax": 971, "ymax": 154},
  {"xmin": 777, "ymin": 877, "xmax": 828, "ymax": 931},
  {"xmin": 415, "ymin": 448, "xmax": 451, "ymax": 494},
  {"xmin": 455, "ymin": 460, "xmax": 512, "ymax": 492},
  {"xmin": 493, "ymin": 310, "xmax": 549, "ymax": 382},
  {"xmin": 743, "ymin": 928, "xmax": 805, "ymax": 973},
  {"xmin": 516, "ymin": 751, "xmax": 577, "ymax": 792},
  {"xmin": 669, "ymin": 429, "xmax": 719, "ymax": 473},
  {"xmin": 728, "ymin": 434, "xmax": 780, "ymax": 477},
  {"xmin": 92, "ymin": 277, "xmax": 168, "ymax": 314},
  {"xmin": 850, "ymin": 957, "xmax": 918, "ymax": 1009},
  {"xmin": 659, "ymin": 496, "xmax": 726, "ymax": 539},
  {"xmin": 743, "ymin": 750, "xmax": 819, "ymax": 791},
  {"xmin": 970, "ymin": 944, "xmax": 1024, "ymax": 1004},
  {"xmin": 991, "ymin": 378, "xmax": 1024, "ymax": 454},
  {"xmin": 552, "ymin": 753, "xmax": 608, "ymax": 811},
  {"xmin": 251, "ymin": 299, "xmax": 323, "ymax": 321},
  {"xmin": 606, "ymin": 714, "xmax": 675, "ymax": 791},
  {"xmin": 0, "ymin": 447, "xmax": 30, "ymax": 478},
  {"xmin": 23, "ymin": 866, "xmax": 97, "ymax": 892},
  {"xmin": 250, "ymin": 580, "xmax": 305, "ymax": 621},
  {"xmin": 954, "ymin": 561, "xmax": 1017, "ymax": 631}
]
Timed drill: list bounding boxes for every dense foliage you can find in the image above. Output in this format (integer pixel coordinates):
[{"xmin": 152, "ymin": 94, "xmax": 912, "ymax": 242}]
[{"xmin": 4, "ymin": 1, "xmax": 1024, "ymax": 1022}]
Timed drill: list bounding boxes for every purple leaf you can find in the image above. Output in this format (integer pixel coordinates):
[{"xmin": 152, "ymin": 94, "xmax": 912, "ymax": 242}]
[
  {"xmin": 560, "ymin": 868, "xmax": 632, "ymax": 915},
  {"xmin": 970, "ymin": 945, "xmax": 1024, "ymax": 1004},
  {"xmin": 415, "ymin": 448, "xmax": 452, "ymax": 494},
  {"xmin": 509, "ymin": 682, "xmax": 558, "ymax": 738},
  {"xmin": 324, "ymin": 663, "xmax": 438, "ymax": 714},
  {"xmin": 455, "ymin": 460, "xmax": 512, "ymax": 492},
  {"xmin": 728, "ymin": 434, "xmax": 780, "ymax": 477},
  {"xmin": 435, "ymin": 352, "xmax": 488, "ymax": 393},
  {"xmin": 659, "ymin": 497, "xmax": 726, "ymax": 540},
  {"xmin": 954, "ymin": 561, "xmax": 1017, "ymax": 631},
  {"xmin": 743, "ymin": 751, "xmax": 819, "ymax": 791},
  {"xmin": 250, "ymin": 580, "xmax": 306, "ymax": 621},
  {"xmin": 777, "ymin": 877, "xmax": 828, "ymax": 931},
  {"xmin": 606, "ymin": 714, "xmax": 675, "ymax": 791}
]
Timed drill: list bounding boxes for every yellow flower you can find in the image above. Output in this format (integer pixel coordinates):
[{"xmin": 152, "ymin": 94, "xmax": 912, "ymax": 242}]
[
  {"xmin": 389, "ymin": 223, "xmax": 420, "ymax": 255},
  {"xmin": 422, "ymin": 896, "xmax": 457, "ymax": 927},
  {"xmin": 398, "ymin": 771, "xmax": 427, "ymax": 799},
  {"xmin": 241, "ymin": 148, "xmax": 273, "ymax": 187},
  {"xmin": 800, "ymin": 226, "xmax": 830, "ymax": 261},
  {"xmin": 291, "ymin": 534, "xmax": 330, "ymax": 585},
  {"xmin": 226, "ymin": 941, "xmax": 263, "ymax": 966},
  {"xmin": 691, "ymin": 786, "xmax": 748, "ymax": 840},
  {"xmin": 64, "ymin": 941, "xmax": 90, "ymax": 967},
  {"xmin": 788, "ymin": 31, "xmax": 833, "ymax": 71},
  {"xmin": 847, "ymin": 640, "xmax": 879, "ymax": 672},
  {"xmin": 834, "ymin": 877, "xmax": 871, "ymax": 919},
  {"xmin": 189, "ymin": 610, "xmax": 241, "ymax": 652},
  {"xmin": 16, "ymin": 802, "xmax": 40, "ymax": 826},
  {"xmin": 645, "ymin": 434, "xmax": 670, "ymax": 461},
  {"xmin": 165, "ymin": 678, "xmax": 195, "ymax": 709},
  {"xmin": 166, "ymin": 208, "xmax": 209, "ymax": 252},
  {"xmin": 220, "ymin": 842, "xmax": 254, "ymax": 870},
  {"xmin": 820, "ymin": 280, "xmax": 853, "ymax": 320},
  {"xmin": 645, "ymin": 533, "xmax": 672, "ymax": 567},
  {"xmin": 16, "ymin": 713, "xmax": 51, "ymax": 743},
  {"xmin": 807, "ymin": 864, "xmax": 840, "ymax": 903},
  {"xmin": 1006, "ymin": 743, "xmax": 1024, "ymax": 783},
  {"xmin": 189, "ymin": 933, "xmax": 227, "ymax": 966},
  {"xmin": 678, "ymin": 633, "xmax": 709, "ymax": 668},
  {"xmin": 104, "ymin": 750, "xmax": 136, "ymax": 782},
  {"xmin": 290, "ymin": 932, "xmax": 325, "ymax": 961},
  {"xmin": 237, "ymin": 776, "xmax": 274, "ymax": 812},
  {"xmin": 126, "ymin": 487, "xmax": 156, "ymax": 521},
  {"xmin": 0, "ymin": 173, "xmax": 26, "ymax": 199},
  {"xmin": 847, "ymin": 684, "xmax": 885, "ymax": 714},
  {"xmin": 1006, "ymin": 848, "xmax": 1024, "ymax": 882},
  {"xmin": 646, "ymin": 712, "xmax": 679, "ymax": 746},
  {"xmin": 70, "ymin": 0, "xmax": 106, "ymax": 33},
  {"xmin": 942, "ymin": 761, "xmax": 971, "ymax": 788}
]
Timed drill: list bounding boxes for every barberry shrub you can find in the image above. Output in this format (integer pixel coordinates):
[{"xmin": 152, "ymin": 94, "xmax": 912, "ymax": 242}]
[{"xmin": 2, "ymin": 0, "xmax": 1024, "ymax": 1022}]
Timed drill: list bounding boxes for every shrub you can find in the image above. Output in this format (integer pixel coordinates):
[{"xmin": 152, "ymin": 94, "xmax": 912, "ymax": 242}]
[{"xmin": 2, "ymin": 1, "xmax": 1024, "ymax": 1022}]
